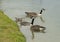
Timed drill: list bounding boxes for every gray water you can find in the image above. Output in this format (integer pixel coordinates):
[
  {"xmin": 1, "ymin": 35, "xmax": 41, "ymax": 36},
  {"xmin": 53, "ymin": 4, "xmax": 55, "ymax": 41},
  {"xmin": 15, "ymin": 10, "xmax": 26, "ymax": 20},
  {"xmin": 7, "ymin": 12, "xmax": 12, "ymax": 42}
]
[{"xmin": 0, "ymin": 0, "xmax": 60, "ymax": 42}]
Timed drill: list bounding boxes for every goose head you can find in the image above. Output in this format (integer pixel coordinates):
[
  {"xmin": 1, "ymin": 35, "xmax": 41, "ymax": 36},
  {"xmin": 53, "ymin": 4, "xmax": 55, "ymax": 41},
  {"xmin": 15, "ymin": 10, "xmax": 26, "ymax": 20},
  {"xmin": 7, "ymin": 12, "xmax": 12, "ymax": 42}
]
[
  {"xmin": 42, "ymin": 8, "xmax": 45, "ymax": 11},
  {"xmin": 40, "ymin": 8, "xmax": 45, "ymax": 14},
  {"xmin": 37, "ymin": 8, "xmax": 45, "ymax": 17}
]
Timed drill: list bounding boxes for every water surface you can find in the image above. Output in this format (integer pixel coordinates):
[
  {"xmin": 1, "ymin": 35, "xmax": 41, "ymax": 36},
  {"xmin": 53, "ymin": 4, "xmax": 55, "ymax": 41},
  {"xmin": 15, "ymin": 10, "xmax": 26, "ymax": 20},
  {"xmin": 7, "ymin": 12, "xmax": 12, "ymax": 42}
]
[{"xmin": 0, "ymin": 0, "xmax": 60, "ymax": 42}]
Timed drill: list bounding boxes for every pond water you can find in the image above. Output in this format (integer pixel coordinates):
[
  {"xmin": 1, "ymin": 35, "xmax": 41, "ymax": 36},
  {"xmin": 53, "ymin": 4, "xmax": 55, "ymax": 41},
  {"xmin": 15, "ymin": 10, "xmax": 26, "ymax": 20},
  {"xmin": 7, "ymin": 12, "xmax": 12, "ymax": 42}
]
[{"xmin": 0, "ymin": 0, "xmax": 60, "ymax": 42}]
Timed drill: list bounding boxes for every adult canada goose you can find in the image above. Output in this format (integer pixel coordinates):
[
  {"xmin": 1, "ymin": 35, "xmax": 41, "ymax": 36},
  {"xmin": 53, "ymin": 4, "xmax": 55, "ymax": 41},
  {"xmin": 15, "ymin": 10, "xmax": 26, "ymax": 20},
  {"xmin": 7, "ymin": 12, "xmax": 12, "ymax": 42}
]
[
  {"xmin": 30, "ymin": 18, "xmax": 46, "ymax": 39},
  {"xmin": 25, "ymin": 8, "xmax": 45, "ymax": 22},
  {"xmin": 15, "ymin": 17, "xmax": 31, "ymax": 26}
]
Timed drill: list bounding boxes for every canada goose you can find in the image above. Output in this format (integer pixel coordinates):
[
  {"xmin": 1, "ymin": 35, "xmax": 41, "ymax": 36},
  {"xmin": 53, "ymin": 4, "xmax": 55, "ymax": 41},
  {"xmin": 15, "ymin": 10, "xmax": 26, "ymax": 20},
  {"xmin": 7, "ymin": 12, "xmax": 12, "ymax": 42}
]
[
  {"xmin": 30, "ymin": 18, "xmax": 46, "ymax": 39},
  {"xmin": 15, "ymin": 17, "xmax": 31, "ymax": 26},
  {"xmin": 25, "ymin": 8, "xmax": 45, "ymax": 18},
  {"xmin": 25, "ymin": 8, "xmax": 45, "ymax": 22}
]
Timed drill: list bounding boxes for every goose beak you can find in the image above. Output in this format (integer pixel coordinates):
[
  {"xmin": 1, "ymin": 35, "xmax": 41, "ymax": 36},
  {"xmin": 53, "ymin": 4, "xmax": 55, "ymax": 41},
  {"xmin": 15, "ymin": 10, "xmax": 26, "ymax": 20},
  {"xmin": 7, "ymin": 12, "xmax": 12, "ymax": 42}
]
[{"xmin": 40, "ymin": 16, "xmax": 45, "ymax": 22}]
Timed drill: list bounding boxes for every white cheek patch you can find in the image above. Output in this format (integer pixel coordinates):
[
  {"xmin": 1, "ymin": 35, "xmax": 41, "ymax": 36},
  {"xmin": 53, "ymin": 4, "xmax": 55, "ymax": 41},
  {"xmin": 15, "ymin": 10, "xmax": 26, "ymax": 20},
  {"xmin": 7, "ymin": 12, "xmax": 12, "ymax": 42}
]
[{"xmin": 39, "ymin": 28, "xmax": 43, "ymax": 30}]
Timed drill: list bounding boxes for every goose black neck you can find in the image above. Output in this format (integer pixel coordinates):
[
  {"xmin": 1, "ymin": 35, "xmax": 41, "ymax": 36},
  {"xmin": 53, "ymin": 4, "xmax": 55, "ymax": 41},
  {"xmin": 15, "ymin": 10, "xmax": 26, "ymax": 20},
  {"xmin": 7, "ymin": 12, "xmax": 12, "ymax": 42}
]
[
  {"xmin": 40, "ymin": 10, "xmax": 43, "ymax": 14},
  {"xmin": 31, "ymin": 18, "xmax": 35, "ymax": 25}
]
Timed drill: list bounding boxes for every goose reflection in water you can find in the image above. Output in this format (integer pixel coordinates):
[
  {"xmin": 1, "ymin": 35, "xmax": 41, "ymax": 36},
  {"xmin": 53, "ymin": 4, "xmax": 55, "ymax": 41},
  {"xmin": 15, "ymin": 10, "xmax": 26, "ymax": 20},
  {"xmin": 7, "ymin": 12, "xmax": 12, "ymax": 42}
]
[{"xmin": 30, "ymin": 18, "xmax": 46, "ymax": 39}]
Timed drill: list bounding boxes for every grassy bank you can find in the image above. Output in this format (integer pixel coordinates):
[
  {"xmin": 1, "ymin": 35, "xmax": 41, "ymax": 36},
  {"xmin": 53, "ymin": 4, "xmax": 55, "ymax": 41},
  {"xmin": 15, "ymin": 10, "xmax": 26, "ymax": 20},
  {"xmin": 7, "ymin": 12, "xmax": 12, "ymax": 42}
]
[{"xmin": 0, "ymin": 10, "xmax": 26, "ymax": 42}]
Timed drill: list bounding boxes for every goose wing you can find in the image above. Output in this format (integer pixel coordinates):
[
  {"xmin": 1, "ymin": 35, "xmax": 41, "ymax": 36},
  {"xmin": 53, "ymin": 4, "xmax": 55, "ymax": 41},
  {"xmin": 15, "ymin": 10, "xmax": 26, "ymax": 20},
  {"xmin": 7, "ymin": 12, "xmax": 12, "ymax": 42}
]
[{"xmin": 25, "ymin": 12, "xmax": 37, "ymax": 16}]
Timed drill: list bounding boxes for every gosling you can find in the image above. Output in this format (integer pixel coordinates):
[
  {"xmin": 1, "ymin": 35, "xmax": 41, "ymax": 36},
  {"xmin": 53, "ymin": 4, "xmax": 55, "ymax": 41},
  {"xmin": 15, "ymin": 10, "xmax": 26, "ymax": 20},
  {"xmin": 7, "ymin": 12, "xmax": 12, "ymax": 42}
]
[{"xmin": 15, "ymin": 17, "xmax": 31, "ymax": 26}]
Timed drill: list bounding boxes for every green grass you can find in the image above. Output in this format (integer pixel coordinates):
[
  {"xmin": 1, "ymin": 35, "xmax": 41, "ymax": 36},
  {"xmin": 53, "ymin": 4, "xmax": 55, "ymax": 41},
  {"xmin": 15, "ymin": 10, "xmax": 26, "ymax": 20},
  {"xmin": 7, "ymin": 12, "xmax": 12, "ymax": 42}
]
[{"xmin": 0, "ymin": 10, "xmax": 26, "ymax": 42}]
